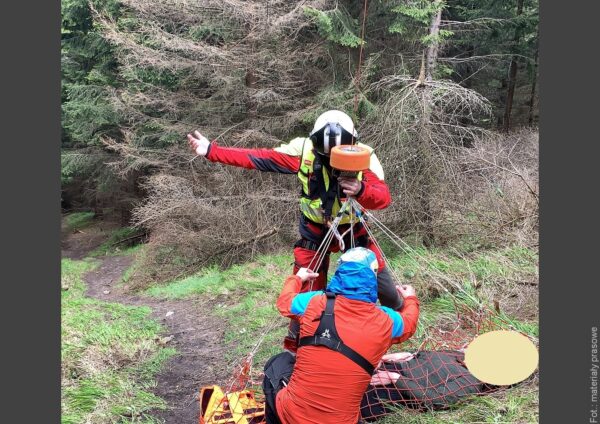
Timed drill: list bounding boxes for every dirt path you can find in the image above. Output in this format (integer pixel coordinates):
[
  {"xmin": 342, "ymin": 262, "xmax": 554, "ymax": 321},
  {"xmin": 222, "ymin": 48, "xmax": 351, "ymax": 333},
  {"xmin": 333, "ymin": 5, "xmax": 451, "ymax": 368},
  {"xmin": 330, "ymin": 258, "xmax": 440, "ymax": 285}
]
[{"xmin": 62, "ymin": 222, "xmax": 229, "ymax": 423}]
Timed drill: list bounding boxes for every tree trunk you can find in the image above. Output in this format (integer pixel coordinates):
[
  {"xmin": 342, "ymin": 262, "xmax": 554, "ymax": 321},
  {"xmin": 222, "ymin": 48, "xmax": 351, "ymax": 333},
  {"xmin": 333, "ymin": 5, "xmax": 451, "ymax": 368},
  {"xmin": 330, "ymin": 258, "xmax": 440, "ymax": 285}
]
[
  {"xmin": 92, "ymin": 195, "xmax": 103, "ymax": 219},
  {"xmin": 503, "ymin": 59, "xmax": 518, "ymax": 132},
  {"xmin": 497, "ymin": 77, "xmax": 507, "ymax": 127},
  {"xmin": 245, "ymin": 34, "xmax": 258, "ymax": 121},
  {"xmin": 502, "ymin": 0, "xmax": 524, "ymax": 132},
  {"xmin": 528, "ymin": 28, "xmax": 539, "ymax": 125},
  {"xmin": 419, "ymin": 2, "xmax": 444, "ymax": 246},
  {"xmin": 462, "ymin": 45, "xmax": 475, "ymax": 89},
  {"xmin": 425, "ymin": 6, "xmax": 443, "ymax": 81}
]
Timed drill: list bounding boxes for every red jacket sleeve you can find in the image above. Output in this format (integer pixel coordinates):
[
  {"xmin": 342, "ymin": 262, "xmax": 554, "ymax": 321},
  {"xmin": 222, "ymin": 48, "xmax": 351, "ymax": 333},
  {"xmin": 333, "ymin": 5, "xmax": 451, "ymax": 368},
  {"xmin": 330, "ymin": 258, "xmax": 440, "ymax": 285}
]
[
  {"xmin": 206, "ymin": 141, "xmax": 300, "ymax": 174},
  {"xmin": 276, "ymin": 275, "xmax": 303, "ymax": 318},
  {"xmin": 356, "ymin": 168, "xmax": 392, "ymax": 210},
  {"xmin": 391, "ymin": 296, "xmax": 420, "ymax": 344}
]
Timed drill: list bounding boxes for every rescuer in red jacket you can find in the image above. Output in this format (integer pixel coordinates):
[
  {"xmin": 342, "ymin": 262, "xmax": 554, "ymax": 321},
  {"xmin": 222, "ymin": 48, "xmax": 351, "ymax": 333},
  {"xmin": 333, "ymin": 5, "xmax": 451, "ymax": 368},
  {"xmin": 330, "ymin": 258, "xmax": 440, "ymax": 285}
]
[
  {"xmin": 188, "ymin": 110, "xmax": 404, "ymax": 351},
  {"xmin": 262, "ymin": 247, "xmax": 420, "ymax": 424}
]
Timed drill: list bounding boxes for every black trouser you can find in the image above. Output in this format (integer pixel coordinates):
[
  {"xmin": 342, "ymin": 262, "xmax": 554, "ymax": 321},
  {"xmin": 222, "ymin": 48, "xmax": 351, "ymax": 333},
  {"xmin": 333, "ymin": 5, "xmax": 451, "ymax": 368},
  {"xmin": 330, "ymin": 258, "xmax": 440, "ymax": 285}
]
[
  {"xmin": 262, "ymin": 351, "xmax": 296, "ymax": 424},
  {"xmin": 263, "ymin": 351, "xmax": 367, "ymax": 424},
  {"xmin": 377, "ymin": 266, "xmax": 404, "ymax": 310}
]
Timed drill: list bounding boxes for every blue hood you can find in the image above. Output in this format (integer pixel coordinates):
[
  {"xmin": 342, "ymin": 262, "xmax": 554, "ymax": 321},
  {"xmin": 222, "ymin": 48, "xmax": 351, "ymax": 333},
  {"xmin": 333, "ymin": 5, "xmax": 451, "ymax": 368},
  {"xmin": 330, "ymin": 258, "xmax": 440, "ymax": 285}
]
[{"xmin": 326, "ymin": 248, "xmax": 378, "ymax": 303}]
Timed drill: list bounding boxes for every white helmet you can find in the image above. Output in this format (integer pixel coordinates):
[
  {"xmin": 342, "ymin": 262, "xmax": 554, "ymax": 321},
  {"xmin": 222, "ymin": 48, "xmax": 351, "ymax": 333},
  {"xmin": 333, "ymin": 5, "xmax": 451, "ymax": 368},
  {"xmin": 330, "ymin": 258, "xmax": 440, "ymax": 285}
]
[
  {"xmin": 338, "ymin": 247, "xmax": 379, "ymax": 275},
  {"xmin": 309, "ymin": 110, "xmax": 358, "ymax": 156}
]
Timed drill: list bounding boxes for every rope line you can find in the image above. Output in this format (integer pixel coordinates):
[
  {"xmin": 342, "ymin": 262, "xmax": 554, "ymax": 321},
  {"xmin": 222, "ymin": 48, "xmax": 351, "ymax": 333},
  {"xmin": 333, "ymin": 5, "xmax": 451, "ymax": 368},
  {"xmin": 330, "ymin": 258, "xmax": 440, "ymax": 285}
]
[
  {"xmin": 306, "ymin": 200, "xmax": 353, "ymax": 290},
  {"xmin": 353, "ymin": 0, "xmax": 370, "ymax": 119},
  {"xmin": 358, "ymin": 205, "xmax": 484, "ymax": 307}
]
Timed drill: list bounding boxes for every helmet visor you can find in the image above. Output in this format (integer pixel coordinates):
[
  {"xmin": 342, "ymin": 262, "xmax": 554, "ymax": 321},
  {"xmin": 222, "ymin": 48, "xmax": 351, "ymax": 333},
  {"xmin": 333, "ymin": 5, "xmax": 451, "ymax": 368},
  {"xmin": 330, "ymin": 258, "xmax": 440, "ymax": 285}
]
[{"xmin": 311, "ymin": 122, "xmax": 355, "ymax": 156}]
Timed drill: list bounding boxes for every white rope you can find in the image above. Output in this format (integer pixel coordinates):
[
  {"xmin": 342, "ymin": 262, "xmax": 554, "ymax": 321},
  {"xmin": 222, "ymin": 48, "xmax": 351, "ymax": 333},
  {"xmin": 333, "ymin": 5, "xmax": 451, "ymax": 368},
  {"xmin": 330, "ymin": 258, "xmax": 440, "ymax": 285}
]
[
  {"xmin": 354, "ymin": 200, "xmax": 481, "ymax": 305},
  {"xmin": 307, "ymin": 220, "xmax": 337, "ymax": 271},
  {"xmin": 350, "ymin": 199, "xmax": 408, "ymax": 297},
  {"xmin": 359, "ymin": 207, "xmax": 405, "ymax": 288},
  {"xmin": 361, "ymin": 209, "xmax": 457, "ymax": 295},
  {"xmin": 229, "ymin": 198, "xmax": 489, "ymax": 399},
  {"xmin": 305, "ymin": 200, "xmax": 351, "ymax": 290},
  {"xmin": 312, "ymin": 201, "xmax": 349, "ymax": 269},
  {"xmin": 349, "ymin": 198, "xmax": 355, "ymax": 249}
]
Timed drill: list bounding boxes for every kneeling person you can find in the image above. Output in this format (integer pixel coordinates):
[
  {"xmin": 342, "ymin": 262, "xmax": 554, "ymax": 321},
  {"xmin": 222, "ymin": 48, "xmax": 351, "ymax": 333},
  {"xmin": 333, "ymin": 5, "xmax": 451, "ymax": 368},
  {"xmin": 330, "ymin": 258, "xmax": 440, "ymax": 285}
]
[{"xmin": 264, "ymin": 247, "xmax": 420, "ymax": 424}]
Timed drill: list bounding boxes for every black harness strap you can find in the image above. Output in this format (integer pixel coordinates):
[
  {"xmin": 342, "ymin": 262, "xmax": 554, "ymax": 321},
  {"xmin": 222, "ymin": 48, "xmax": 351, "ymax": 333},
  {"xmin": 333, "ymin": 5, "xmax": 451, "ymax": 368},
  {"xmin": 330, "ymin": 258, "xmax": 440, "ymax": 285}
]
[
  {"xmin": 294, "ymin": 239, "xmax": 321, "ymax": 252},
  {"xmin": 313, "ymin": 153, "xmax": 340, "ymax": 222},
  {"xmin": 298, "ymin": 292, "xmax": 375, "ymax": 375}
]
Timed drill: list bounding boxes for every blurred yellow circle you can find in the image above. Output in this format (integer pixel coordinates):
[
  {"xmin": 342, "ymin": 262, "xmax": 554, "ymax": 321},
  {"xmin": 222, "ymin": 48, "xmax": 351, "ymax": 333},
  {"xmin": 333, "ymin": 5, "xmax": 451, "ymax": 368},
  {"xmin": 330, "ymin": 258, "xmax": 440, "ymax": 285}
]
[{"xmin": 464, "ymin": 330, "xmax": 538, "ymax": 386}]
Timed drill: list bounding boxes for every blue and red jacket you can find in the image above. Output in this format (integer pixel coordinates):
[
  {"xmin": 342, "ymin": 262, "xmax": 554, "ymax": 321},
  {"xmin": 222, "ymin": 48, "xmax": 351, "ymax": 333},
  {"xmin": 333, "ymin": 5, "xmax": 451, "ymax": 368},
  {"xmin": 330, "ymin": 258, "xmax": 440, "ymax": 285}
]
[{"xmin": 274, "ymin": 258, "xmax": 420, "ymax": 424}]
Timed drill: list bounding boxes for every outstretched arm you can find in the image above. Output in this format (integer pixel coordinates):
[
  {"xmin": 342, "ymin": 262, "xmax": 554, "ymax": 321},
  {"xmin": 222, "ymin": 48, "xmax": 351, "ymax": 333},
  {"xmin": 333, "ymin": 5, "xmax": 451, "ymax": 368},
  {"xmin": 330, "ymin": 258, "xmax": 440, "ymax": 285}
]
[
  {"xmin": 187, "ymin": 131, "xmax": 300, "ymax": 174},
  {"xmin": 392, "ymin": 295, "xmax": 419, "ymax": 344},
  {"xmin": 276, "ymin": 268, "xmax": 321, "ymax": 318}
]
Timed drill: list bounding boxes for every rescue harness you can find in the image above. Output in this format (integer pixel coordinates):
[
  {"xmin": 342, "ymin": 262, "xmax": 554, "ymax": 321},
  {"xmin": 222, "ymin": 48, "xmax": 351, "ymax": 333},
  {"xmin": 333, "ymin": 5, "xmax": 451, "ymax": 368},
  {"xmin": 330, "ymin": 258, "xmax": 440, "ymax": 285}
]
[{"xmin": 298, "ymin": 292, "xmax": 375, "ymax": 375}]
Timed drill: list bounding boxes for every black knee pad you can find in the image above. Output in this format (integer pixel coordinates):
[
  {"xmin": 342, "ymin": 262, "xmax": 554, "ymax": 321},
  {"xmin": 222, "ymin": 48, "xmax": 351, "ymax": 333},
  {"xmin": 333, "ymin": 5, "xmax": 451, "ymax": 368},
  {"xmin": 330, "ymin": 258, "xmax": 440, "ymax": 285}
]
[{"xmin": 377, "ymin": 267, "xmax": 404, "ymax": 310}]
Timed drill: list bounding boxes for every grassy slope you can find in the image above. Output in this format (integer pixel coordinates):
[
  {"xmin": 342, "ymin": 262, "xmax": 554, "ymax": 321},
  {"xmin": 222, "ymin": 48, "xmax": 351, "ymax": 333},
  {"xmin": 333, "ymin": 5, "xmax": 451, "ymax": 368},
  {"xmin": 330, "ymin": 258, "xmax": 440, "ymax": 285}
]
[
  {"xmin": 63, "ymin": 211, "xmax": 95, "ymax": 231},
  {"xmin": 147, "ymin": 254, "xmax": 292, "ymax": 367},
  {"xmin": 89, "ymin": 227, "xmax": 145, "ymax": 257},
  {"xmin": 61, "ymin": 258, "xmax": 176, "ymax": 424},
  {"xmin": 63, "ymin": 212, "xmax": 144, "ymax": 258},
  {"xmin": 147, "ymin": 245, "xmax": 539, "ymax": 423}
]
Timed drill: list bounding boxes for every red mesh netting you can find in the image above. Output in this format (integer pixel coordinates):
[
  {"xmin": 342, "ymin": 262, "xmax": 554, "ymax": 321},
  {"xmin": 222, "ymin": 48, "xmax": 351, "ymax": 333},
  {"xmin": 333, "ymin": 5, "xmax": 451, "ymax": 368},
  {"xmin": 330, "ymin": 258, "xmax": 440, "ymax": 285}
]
[
  {"xmin": 200, "ymin": 305, "xmax": 536, "ymax": 424},
  {"xmin": 361, "ymin": 305, "xmax": 514, "ymax": 420}
]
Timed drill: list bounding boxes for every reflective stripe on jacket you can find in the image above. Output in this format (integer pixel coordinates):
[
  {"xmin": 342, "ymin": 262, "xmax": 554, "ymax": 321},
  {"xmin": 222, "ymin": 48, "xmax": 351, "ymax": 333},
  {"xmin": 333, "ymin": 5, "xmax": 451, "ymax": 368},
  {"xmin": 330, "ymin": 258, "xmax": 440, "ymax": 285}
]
[
  {"xmin": 205, "ymin": 137, "xmax": 391, "ymax": 219},
  {"xmin": 279, "ymin": 137, "xmax": 384, "ymax": 224}
]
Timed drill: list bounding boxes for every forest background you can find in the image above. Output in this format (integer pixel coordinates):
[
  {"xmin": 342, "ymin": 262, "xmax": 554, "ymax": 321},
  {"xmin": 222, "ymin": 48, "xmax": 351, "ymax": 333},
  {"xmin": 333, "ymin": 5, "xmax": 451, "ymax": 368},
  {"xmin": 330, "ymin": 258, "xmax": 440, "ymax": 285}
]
[{"xmin": 61, "ymin": 0, "xmax": 539, "ymax": 422}]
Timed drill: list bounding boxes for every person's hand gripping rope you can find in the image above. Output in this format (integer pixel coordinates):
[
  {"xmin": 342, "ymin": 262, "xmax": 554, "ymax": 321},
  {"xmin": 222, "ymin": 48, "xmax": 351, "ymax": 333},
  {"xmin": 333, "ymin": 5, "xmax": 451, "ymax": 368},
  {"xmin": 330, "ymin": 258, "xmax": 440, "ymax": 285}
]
[{"xmin": 296, "ymin": 267, "xmax": 319, "ymax": 283}]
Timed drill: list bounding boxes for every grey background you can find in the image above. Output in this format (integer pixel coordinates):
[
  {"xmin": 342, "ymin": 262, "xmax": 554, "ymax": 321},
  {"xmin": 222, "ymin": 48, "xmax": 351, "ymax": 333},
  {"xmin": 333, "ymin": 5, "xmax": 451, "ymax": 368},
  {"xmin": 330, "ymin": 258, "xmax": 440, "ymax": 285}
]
[
  {"xmin": 1, "ymin": 0, "xmax": 61, "ymax": 422},
  {"xmin": 540, "ymin": 0, "xmax": 600, "ymax": 422}
]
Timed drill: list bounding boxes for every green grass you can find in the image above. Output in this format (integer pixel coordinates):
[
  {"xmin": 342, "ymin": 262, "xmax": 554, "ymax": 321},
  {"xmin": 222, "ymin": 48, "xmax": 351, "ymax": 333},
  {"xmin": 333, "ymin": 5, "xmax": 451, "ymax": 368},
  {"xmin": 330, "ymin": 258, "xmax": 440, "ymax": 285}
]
[
  {"xmin": 376, "ymin": 245, "xmax": 538, "ymax": 423},
  {"xmin": 110, "ymin": 244, "xmax": 147, "ymax": 288},
  {"xmin": 61, "ymin": 258, "xmax": 98, "ymax": 293},
  {"xmin": 387, "ymin": 245, "xmax": 538, "ymax": 289},
  {"xmin": 90, "ymin": 226, "xmax": 145, "ymax": 257},
  {"xmin": 407, "ymin": 286, "xmax": 538, "ymax": 348},
  {"xmin": 62, "ymin": 258, "xmax": 176, "ymax": 423},
  {"xmin": 383, "ymin": 245, "xmax": 539, "ymax": 347},
  {"xmin": 378, "ymin": 386, "xmax": 538, "ymax": 423},
  {"xmin": 120, "ymin": 260, "xmax": 138, "ymax": 285},
  {"xmin": 147, "ymin": 253, "xmax": 293, "ymax": 366},
  {"xmin": 145, "ymin": 267, "xmax": 224, "ymax": 299},
  {"xmin": 64, "ymin": 211, "xmax": 95, "ymax": 231},
  {"xmin": 491, "ymin": 312, "xmax": 539, "ymax": 338}
]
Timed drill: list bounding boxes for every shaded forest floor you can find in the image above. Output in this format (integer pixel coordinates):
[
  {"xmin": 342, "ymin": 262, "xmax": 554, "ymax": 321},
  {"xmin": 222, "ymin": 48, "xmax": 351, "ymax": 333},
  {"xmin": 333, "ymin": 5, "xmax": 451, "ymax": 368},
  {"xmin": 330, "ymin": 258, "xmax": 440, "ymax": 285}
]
[{"xmin": 61, "ymin": 212, "xmax": 539, "ymax": 423}]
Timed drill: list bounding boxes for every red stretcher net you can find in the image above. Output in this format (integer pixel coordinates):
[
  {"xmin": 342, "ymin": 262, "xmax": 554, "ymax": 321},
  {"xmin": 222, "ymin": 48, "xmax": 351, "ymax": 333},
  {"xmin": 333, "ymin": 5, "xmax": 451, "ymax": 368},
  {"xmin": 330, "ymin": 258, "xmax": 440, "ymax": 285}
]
[{"xmin": 200, "ymin": 302, "xmax": 536, "ymax": 423}]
